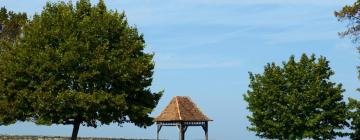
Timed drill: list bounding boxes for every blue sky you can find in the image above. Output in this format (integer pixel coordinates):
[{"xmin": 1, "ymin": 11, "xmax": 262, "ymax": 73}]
[{"xmin": 0, "ymin": 0, "xmax": 358, "ymax": 139}]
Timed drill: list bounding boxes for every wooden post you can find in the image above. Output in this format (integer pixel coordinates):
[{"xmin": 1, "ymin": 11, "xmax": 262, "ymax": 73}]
[
  {"xmin": 202, "ymin": 121, "xmax": 208, "ymax": 140},
  {"xmin": 156, "ymin": 123, "xmax": 162, "ymax": 140},
  {"xmin": 178, "ymin": 123, "xmax": 188, "ymax": 140},
  {"xmin": 178, "ymin": 123, "xmax": 184, "ymax": 140}
]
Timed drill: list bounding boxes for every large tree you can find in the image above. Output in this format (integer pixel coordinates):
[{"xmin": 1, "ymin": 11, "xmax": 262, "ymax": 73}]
[
  {"xmin": 336, "ymin": 1, "xmax": 360, "ymax": 139},
  {"xmin": 244, "ymin": 54, "xmax": 348, "ymax": 139},
  {"xmin": 0, "ymin": 0, "xmax": 162, "ymax": 140}
]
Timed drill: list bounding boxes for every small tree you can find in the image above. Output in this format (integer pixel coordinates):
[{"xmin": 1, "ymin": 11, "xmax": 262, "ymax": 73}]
[
  {"xmin": 0, "ymin": 0, "xmax": 162, "ymax": 140},
  {"xmin": 244, "ymin": 54, "xmax": 348, "ymax": 139}
]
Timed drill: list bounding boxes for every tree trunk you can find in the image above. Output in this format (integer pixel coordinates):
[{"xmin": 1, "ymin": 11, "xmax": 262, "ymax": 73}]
[{"xmin": 71, "ymin": 121, "xmax": 81, "ymax": 140}]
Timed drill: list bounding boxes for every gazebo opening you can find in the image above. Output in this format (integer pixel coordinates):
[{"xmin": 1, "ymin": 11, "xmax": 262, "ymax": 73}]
[{"xmin": 154, "ymin": 96, "xmax": 212, "ymax": 140}]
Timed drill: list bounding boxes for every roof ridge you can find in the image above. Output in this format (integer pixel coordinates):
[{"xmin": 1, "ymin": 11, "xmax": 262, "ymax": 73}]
[{"xmin": 176, "ymin": 96, "xmax": 182, "ymax": 120}]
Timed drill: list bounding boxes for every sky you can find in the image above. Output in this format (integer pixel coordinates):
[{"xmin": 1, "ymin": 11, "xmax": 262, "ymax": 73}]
[{"xmin": 0, "ymin": 0, "xmax": 359, "ymax": 140}]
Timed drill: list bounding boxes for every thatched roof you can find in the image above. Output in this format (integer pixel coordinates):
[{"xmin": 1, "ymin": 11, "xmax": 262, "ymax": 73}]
[{"xmin": 154, "ymin": 96, "xmax": 212, "ymax": 122}]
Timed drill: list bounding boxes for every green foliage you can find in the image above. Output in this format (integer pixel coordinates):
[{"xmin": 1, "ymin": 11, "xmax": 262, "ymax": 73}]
[
  {"xmin": 335, "ymin": 0, "xmax": 360, "ymax": 43},
  {"xmin": 0, "ymin": 7, "xmax": 28, "ymax": 125},
  {"xmin": 0, "ymin": 7, "xmax": 27, "ymax": 48},
  {"xmin": 348, "ymin": 98, "xmax": 360, "ymax": 140},
  {"xmin": 0, "ymin": 0, "xmax": 162, "ymax": 138},
  {"xmin": 336, "ymin": 1, "xmax": 360, "ymax": 139},
  {"xmin": 244, "ymin": 54, "xmax": 348, "ymax": 139}
]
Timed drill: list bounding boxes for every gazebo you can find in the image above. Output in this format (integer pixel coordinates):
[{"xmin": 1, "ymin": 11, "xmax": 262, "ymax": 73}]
[{"xmin": 154, "ymin": 96, "xmax": 212, "ymax": 140}]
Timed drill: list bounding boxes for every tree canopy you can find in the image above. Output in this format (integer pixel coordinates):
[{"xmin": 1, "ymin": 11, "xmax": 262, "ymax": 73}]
[
  {"xmin": 244, "ymin": 54, "xmax": 348, "ymax": 139},
  {"xmin": 0, "ymin": 0, "xmax": 162, "ymax": 139},
  {"xmin": 0, "ymin": 7, "xmax": 27, "ymax": 47}
]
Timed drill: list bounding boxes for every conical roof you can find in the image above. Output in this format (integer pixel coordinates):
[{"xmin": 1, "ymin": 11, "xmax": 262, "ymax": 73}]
[{"xmin": 154, "ymin": 96, "xmax": 212, "ymax": 122}]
